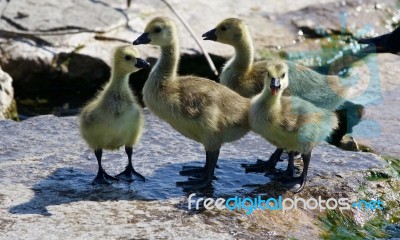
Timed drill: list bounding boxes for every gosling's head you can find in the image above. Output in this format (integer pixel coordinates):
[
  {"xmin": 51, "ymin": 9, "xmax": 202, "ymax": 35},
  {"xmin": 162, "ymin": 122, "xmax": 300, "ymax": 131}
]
[
  {"xmin": 113, "ymin": 45, "xmax": 150, "ymax": 74},
  {"xmin": 264, "ymin": 61, "xmax": 289, "ymax": 96},
  {"xmin": 133, "ymin": 17, "xmax": 177, "ymax": 47},
  {"xmin": 202, "ymin": 18, "xmax": 249, "ymax": 45}
]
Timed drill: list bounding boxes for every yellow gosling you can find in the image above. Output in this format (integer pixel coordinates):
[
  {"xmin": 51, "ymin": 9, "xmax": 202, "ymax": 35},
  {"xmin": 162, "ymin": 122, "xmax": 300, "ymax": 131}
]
[
  {"xmin": 249, "ymin": 60, "xmax": 338, "ymax": 193},
  {"xmin": 79, "ymin": 45, "xmax": 149, "ymax": 184},
  {"xmin": 133, "ymin": 17, "xmax": 250, "ymax": 190}
]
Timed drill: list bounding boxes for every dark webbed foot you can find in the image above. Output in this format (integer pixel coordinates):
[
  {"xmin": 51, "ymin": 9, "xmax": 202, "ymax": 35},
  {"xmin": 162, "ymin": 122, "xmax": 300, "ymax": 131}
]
[
  {"xmin": 116, "ymin": 165, "xmax": 145, "ymax": 182},
  {"xmin": 92, "ymin": 170, "xmax": 119, "ymax": 185},
  {"xmin": 177, "ymin": 150, "xmax": 220, "ymax": 191},
  {"xmin": 282, "ymin": 176, "xmax": 307, "ymax": 193},
  {"xmin": 242, "ymin": 148, "xmax": 284, "ymax": 173},
  {"xmin": 180, "ymin": 166, "xmax": 206, "ymax": 176},
  {"xmin": 283, "ymin": 151, "xmax": 295, "ymax": 177},
  {"xmin": 179, "ymin": 168, "xmax": 218, "ymax": 180},
  {"xmin": 180, "ymin": 164, "xmax": 219, "ymax": 176},
  {"xmin": 281, "ymin": 152, "xmax": 311, "ymax": 193},
  {"xmin": 117, "ymin": 146, "xmax": 146, "ymax": 182},
  {"xmin": 92, "ymin": 149, "xmax": 119, "ymax": 185}
]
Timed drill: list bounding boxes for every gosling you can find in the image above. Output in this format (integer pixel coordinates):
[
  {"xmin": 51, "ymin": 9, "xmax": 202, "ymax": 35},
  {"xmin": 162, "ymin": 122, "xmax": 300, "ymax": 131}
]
[
  {"xmin": 79, "ymin": 45, "xmax": 149, "ymax": 184},
  {"xmin": 203, "ymin": 18, "xmax": 347, "ymax": 172},
  {"xmin": 133, "ymin": 17, "xmax": 250, "ymax": 190},
  {"xmin": 250, "ymin": 60, "xmax": 338, "ymax": 193},
  {"xmin": 358, "ymin": 27, "xmax": 400, "ymax": 55}
]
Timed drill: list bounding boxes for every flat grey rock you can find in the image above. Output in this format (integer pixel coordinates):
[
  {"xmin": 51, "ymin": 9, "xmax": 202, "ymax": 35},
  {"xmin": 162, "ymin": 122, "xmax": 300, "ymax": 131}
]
[
  {"xmin": 351, "ymin": 54, "xmax": 400, "ymax": 157},
  {"xmin": 0, "ymin": 111, "xmax": 395, "ymax": 239}
]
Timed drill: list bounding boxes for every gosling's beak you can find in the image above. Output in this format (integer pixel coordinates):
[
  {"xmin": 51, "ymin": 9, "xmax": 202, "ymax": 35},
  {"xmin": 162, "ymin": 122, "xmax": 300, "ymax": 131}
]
[
  {"xmin": 202, "ymin": 29, "xmax": 217, "ymax": 41},
  {"xmin": 135, "ymin": 58, "xmax": 150, "ymax": 69},
  {"xmin": 133, "ymin": 33, "xmax": 151, "ymax": 45},
  {"xmin": 270, "ymin": 78, "xmax": 281, "ymax": 96}
]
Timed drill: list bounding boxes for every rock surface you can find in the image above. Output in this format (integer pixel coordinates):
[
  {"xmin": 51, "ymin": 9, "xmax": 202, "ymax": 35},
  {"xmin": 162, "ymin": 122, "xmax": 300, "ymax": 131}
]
[
  {"xmin": 349, "ymin": 54, "xmax": 400, "ymax": 157},
  {"xmin": 0, "ymin": 66, "xmax": 15, "ymax": 120},
  {"xmin": 0, "ymin": 111, "xmax": 398, "ymax": 239}
]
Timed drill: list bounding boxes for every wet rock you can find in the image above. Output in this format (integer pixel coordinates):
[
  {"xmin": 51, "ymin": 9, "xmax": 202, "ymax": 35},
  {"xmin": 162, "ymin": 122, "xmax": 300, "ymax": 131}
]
[
  {"xmin": 0, "ymin": 66, "xmax": 16, "ymax": 120},
  {"xmin": 286, "ymin": 0, "xmax": 399, "ymax": 39},
  {"xmin": 0, "ymin": 111, "xmax": 397, "ymax": 238},
  {"xmin": 350, "ymin": 54, "xmax": 400, "ymax": 158}
]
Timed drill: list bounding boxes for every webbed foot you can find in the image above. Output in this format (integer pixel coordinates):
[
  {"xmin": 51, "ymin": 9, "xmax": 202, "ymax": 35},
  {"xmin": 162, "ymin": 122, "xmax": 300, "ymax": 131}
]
[
  {"xmin": 116, "ymin": 165, "xmax": 145, "ymax": 182},
  {"xmin": 92, "ymin": 170, "xmax": 119, "ymax": 185},
  {"xmin": 242, "ymin": 148, "xmax": 284, "ymax": 173},
  {"xmin": 176, "ymin": 177, "xmax": 212, "ymax": 191},
  {"xmin": 282, "ymin": 176, "xmax": 307, "ymax": 193}
]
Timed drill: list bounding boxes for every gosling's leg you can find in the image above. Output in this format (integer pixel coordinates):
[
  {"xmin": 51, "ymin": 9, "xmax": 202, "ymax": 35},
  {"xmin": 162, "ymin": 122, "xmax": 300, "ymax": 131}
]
[
  {"xmin": 242, "ymin": 148, "xmax": 284, "ymax": 173},
  {"xmin": 92, "ymin": 149, "xmax": 119, "ymax": 185},
  {"xmin": 180, "ymin": 155, "xmax": 218, "ymax": 179},
  {"xmin": 180, "ymin": 161, "xmax": 219, "ymax": 176},
  {"xmin": 116, "ymin": 146, "xmax": 145, "ymax": 182},
  {"xmin": 176, "ymin": 150, "xmax": 220, "ymax": 190},
  {"xmin": 284, "ymin": 151, "xmax": 295, "ymax": 177},
  {"xmin": 283, "ymin": 152, "xmax": 311, "ymax": 193},
  {"xmin": 179, "ymin": 159, "xmax": 208, "ymax": 176}
]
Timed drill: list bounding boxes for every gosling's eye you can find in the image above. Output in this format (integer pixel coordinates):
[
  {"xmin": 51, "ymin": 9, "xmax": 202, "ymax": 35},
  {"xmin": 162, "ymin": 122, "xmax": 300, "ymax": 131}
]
[
  {"xmin": 124, "ymin": 55, "xmax": 132, "ymax": 61},
  {"xmin": 154, "ymin": 27, "xmax": 161, "ymax": 33},
  {"xmin": 221, "ymin": 26, "xmax": 227, "ymax": 31},
  {"xmin": 281, "ymin": 73, "xmax": 286, "ymax": 78}
]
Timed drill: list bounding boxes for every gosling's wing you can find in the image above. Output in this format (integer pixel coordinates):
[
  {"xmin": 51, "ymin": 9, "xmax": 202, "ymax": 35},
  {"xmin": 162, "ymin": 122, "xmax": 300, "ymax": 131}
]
[
  {"xmin": 79, "ymin": 101, "xmax": 100, "ymax": 127},
  {"xmin": 178, "ymin": 77, "xmax": 211, "ymax": 119},
  {"xmin": 177, "ymin": 76, "xmax": 249, "ymax": 120},
  {"xmin": 285, "ymin": 61, "xmax": 347, "ymax": 111}
]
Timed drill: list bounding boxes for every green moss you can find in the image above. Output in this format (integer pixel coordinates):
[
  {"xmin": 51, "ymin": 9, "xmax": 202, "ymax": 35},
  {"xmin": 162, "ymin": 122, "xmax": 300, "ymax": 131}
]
[
  {"xmin": 3, "ymin": 99, "xmax": 19, "ymax": 121},
  {"xmin": 321, "ymin": 165, "xmax": 400, "ymax": 239},
  {"xmin": 367, "ymin": 171, "xmax": 391, "ymax": 181},
  {"xmin": 320, "ymin": 210, "xmax": 390, "ymax": 239},
  {"xmin": 73, "ymin": 44, "xmax": 85, "ymax": 52},
  {"xmin": 383, "ymin": 157, "xmax": 400, "ymax": 176}
]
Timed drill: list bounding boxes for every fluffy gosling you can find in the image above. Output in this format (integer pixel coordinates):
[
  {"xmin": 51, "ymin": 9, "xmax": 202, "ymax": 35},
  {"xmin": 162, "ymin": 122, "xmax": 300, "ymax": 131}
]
[
  {"xmin": 250, "ymin": 60, "xmax": 338, "ymax": 193},
  {"xmin": 133, "ymin": 17, "xmax": 250, "ymax": 190},
  {"xmin": 203, "ymin": 18, "xmax": 347, "ymax": 172},
  {"xmin": 79, "ymin": 45, "xmax": 149, "ymax": 184}
]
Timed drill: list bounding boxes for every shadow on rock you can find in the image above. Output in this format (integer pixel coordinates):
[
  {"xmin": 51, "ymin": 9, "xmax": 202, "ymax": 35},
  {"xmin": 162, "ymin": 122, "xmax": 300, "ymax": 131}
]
[
  {"xmin": 9, "ymin": 158, "xmax": 290, "ymax": 216},
  {"xmin": 8, "ymin": 167, "xmax": 153, "ymax": 216}
]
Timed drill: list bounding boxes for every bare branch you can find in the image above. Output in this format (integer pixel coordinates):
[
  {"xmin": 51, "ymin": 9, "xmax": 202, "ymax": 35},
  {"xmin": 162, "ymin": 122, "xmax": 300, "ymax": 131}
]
[{"xmin": 161, "ymin": 0, "xmax": 219, "ymax": 76}]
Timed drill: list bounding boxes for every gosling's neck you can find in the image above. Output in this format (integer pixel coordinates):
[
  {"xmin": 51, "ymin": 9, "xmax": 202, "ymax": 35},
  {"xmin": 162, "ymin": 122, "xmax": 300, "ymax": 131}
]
[
  {"xmin": 150, "ymin": 40, "xmax": 180, "ymax": 81},
  {"xmin": 259, "ymin": 86, "xmax": 283, "ymax": 111},
  {"xmin": 107, "ymin": 69, "xmax": 130, "ymax": 92},
  {"xmin": 229, "ymin": 35, "xmax": 254, "ymax": 74}
]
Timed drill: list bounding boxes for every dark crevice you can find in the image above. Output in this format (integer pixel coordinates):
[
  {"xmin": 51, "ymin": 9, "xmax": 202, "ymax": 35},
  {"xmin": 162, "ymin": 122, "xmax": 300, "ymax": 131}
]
[{"xmin": 6, "ymin": 53, "xmax": 225, "ymax": 118}]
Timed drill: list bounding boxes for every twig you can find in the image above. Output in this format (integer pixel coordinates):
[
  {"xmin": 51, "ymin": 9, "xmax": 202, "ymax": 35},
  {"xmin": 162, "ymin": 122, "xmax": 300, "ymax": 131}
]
[
  {"xmin": 161, "ymin": 0, "xmax": 219, "ymax": 76},
  {"xmin": 95, "ymin": 35, "xmax": 131, "ymax": 43}
]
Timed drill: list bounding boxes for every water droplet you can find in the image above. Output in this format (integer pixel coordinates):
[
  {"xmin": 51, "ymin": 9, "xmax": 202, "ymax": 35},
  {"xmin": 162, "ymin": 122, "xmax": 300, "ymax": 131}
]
[{"xmin": 298, "ymin": 30, "xmax": 304, "ymax": 36}]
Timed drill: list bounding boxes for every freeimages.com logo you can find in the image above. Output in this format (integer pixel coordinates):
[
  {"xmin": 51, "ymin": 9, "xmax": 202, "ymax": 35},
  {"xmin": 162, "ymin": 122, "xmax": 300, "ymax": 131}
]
[{"xmin": 187, "ymin": 194, "xmax": 383, "ymax": 215}]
